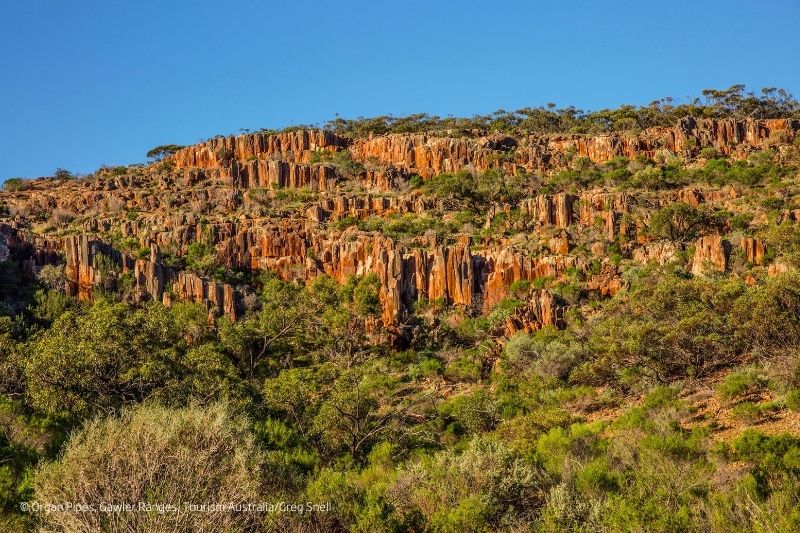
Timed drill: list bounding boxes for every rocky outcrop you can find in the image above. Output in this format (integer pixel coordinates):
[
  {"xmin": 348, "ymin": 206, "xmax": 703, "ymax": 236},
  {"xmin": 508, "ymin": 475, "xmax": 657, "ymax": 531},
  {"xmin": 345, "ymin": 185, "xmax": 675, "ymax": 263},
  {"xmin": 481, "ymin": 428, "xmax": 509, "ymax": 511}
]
[
  {"xmin": 676, "ymin": 187, "xmax": 740, "ymax": 206},
  {"xmin": 62, "ymin": 235, "xmax": 241, "ymax": 320},
  {"xmin": 502, "ymin": 290, "xmax": 563, "ymax": 335},
  {"xmin": 587, "ymin": 266, "xmax": 627, "ymax": 297},
  {"xmin": 633, "ymin": 241, "xmax": 682, "ymax": 265},
  {"xmin": 221, "ymin": 161, "xmax": 338, "ymax": 190},
  {"xmin": 305, "ymin": 194, "xmax": 433, "ymax": 223},
  {"xmin": 549, "ymin": 232, "xmax": 571, "ymax": 255},
  {"xmin": 0, "ymin": 224, "xmax": 61, "ymax": 285},
  {"xmin": 202, "ymin": 223, "xmax": 580, "ymax": 326},
  {"xmin": 519, "ymin": 193, "xmax": 574, "ymax": 228},
  {"xmin": 349, "ymin": 118, "xmax": 800, "ymax": 177},
  {"xmin": 692, "ymin": 235, "xmax": 730, "ymax": 275},
  {"xmin": 169, "ymin": 271, "xmax": 239, "ymax": 321},
  {"xmin": 64, "ymin": 235, "xmax": 133, "ymax": 300},
  {"xmin": 172, "ymin": 130, "xmax": 348, "ymax": 169},
  {"xmin": 740, "ymin": 237, "xmax": 766, "ymax": 266},
  {"xmin": 170, "ymin": 120, "xmax": 799, "ymax": 186},
  {"xmin": 3, "ymin": 116, "xmax": 797, "ymax": 335},
  {"xmin": 515, "ymin": 191, "xmax": 632, "ymax": 239}
]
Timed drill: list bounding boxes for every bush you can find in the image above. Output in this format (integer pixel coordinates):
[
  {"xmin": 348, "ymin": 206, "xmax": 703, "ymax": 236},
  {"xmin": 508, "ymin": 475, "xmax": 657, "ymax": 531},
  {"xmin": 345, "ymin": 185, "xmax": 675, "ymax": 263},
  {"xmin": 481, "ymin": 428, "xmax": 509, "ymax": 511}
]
[
  {"xmin": 2, "ymin": 178, "xmax": 31, "ymax": 192},
  {"xmin": 33, "ymin": 403, "xmax": 265, "ymax": 532},
  {"xmin": 440, "ymin": 391, "xmax": 499, "ymax": 435},
  {"xmin": 647, "ymin": 202, "xmax": 721, "ymax": 242},
  {"xmin": 588, "ymin": 275, "xmax": 747, "ymax": 384},
  {"xmin": 386, "ymin": 437, "xmax": 547, "ymax": 531},
  {"xmin": 717, "ymin": 368, "xmax": 768, "ymax": 401},
  {"xmin": 36, "ymin": 264, "xmax": 65, "ymax": 291},
  {"xmin": 502, "ymin": 327, "xmax": 585, "ymax": 381},
  {"xmin": 146, "ymin": 144, "xmax": 184, "ymax": 161},
  {"xmin": 53, "ymin": 168, "xmax": 74, "ymax": 180},
  {"xmin": 786, "ymin": 389, "xmax": 800, "ymax": 411},
  {"xmin": 186, "ymin": 242, "xmax": 217, "ymax": 275},
  {"xmin": 23, "ymin": 300, "xmax": 207, "ymax": 418}
]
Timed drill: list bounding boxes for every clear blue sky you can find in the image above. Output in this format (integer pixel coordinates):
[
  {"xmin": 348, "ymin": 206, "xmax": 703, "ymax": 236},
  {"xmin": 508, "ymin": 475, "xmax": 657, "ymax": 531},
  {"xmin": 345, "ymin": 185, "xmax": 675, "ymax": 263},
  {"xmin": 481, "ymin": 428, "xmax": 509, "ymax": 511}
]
[{"xmin": 1, "ymin": 0, "xmax": 798, "ymax": 181}]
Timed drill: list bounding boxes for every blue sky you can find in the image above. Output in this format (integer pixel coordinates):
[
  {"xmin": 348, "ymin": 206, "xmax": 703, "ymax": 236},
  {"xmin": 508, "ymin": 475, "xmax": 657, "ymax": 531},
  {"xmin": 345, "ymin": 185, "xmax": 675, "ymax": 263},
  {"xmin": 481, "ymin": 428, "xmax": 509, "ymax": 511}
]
[{"xmin": 1, "ymin": 0, "xmax": 798, "ymax": 181}]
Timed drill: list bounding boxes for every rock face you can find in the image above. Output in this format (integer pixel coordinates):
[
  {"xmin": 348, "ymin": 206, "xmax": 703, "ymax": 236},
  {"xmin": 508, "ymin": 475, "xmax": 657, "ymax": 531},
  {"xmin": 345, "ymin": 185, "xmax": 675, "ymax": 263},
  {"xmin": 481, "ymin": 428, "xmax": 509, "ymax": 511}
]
[
  {"xmin": 306, "ymin": 194, "xmax": 433, "ymax": 223},
  {"xmin": 173, "ymin": 130, "xmax": 347, "ymax": 169},
  {"xmin": 633, "ymin": 241, "xmax": 682, "ymax": 265},
  {"xmin": 348, "ymin": 118, "xmax": 800, "ymax": 178},
  {"xmin": 2, "ymin": 117, "xmax": 795, "ymax": 338},
  {"xmin": 61, "ymin": 235, "xmax": 241, "ymax": 320},
  {"xmin": 167, "ymin": 119, "xmax": 799, "ymax": 186},
  {"xmin": 0, "ymin": 224, "xmax": 61, "ymax": 275},
  {"xmin": 170, "ymin": 271, "xmax": 239, "ymax": 321},
  {"xmin": 503, "ymin": 290, "xmax": 563, "ymax": 335},
  {"xmin": 740, "ymin": 237, "xmax": 766, "ymax": 266},
  {"xmin": 692, "ymin": 236, "xmax": 730, "ymax": 276}
]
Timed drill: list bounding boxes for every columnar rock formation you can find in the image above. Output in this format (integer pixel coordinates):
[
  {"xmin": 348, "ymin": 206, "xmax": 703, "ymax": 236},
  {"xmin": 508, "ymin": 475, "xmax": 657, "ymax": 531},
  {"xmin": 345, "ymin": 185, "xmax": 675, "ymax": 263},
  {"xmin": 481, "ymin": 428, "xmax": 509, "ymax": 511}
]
[
  {"xmin": 172, "ymin": 130, "xmax": 347, "ymax": 169},
  {"xmin": 692, "ymin": 236, "xmax": 730, "ymax": 276},
  {"xmin": 2, "ymin": 117, "xmax": 796, "ymax": 337},
  {"xmin": 306, "ymin": 194, "xmax": 433, "ymax": 223},
  {"xmin": 170, "ymin": 271, "xmax": 239, "ymax": 321},
  {"xmin": 60, "ymin": 235, "xmax": 240, "ymax": 320},
  {"xmin": 740, "ymin": 237, "xmax": 766, "ymax": 266},
  {"xmin": 516, "ymin": 191, "xmax": 633, "ymax": 239},
  {"xmin": 503, "ymin": 290, "xmax": 563, "ymax": 335},
  {"xmin": 348, "ymin": 118, "xmax": 800, "ymax": 178}
]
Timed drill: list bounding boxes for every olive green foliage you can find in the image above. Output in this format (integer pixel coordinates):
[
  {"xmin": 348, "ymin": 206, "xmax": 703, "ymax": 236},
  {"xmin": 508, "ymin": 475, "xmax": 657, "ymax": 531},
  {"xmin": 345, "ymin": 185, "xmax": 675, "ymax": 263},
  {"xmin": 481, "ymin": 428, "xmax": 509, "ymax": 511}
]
[
  {"xmin": 53, "ymin": 168, "xmax": 74, "ymax": 180},
  {"xmin": 2, "ymin": 178, "xmax": 31, "ymax": 192},
  {"xmin": 387, "ymin": 437, "xmax": 546, "ymax": 531},
  {"xmin": 647, "ymin": 202, "xmax": 724, "ymax": 241},
  {"xmin": 310, "ymin": 149, "xmax": 364, "ymax": 178},
  {"xmin": 0, "ymin": 264, "xmax": 799, "ymax": 531},
  {"xmin": 146, "ymin": 144, "xmax": 185, "ymax": 161},
  {"xmin": 185, "ymin": 241, "xmax": 217, "ymax": 275},
  {"xmin": 3, "ymin": 85, "xmax": 800, "ymax": 530},
  {"xmin": 24, "ymin": 299, "xmax": 214, "ymax": 418},
  {"xmin": 349, "ymin": 213, "xmax": 454, "ymax": 239},
  {"xmin": 582, "ymin": 271, "xmax": 800, "ymax": 386},
  {"xmin": 326, "ymin": 85, "xmax": 800, "ymax": 138},
  {"xmin": 425, "ymin": 169, "xmax": 533, "ymax": 211},
  {"xmin": 34, "ymin": 403, "xmax": 266, "ymax": 533}
]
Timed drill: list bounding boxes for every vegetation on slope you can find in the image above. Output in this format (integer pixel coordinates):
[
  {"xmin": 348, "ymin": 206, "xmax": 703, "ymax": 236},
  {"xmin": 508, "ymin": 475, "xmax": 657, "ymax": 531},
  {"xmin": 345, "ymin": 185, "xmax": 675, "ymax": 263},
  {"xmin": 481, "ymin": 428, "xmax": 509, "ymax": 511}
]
[
  {"xmin": 2, "ymin": 88, "xmax": 800, "ymax": 531},
  {"xmin": 323, "ymin": 85, "xmax": 800, "ymax": 138},
  {"xmin": 1, "ymin": 256, "xmax": 800, "ymax": 530}
]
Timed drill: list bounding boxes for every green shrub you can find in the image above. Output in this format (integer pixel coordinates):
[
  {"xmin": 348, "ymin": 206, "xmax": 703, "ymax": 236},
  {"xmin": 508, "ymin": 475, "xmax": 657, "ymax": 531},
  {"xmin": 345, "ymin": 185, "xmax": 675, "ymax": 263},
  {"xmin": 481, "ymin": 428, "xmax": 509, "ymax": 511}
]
[
  {"xmin": 717, "ymin": 369, "xmax": 768, "ymax": 401},
  {"xmin": 785, "ymin": 389, "xmax": 800, "ymax": 411},
  {"xmin": 440, "ymin": 391, "xmax": 499, "ymax": 435},
  {"xmin": 33, "ymin": 403, "xmax": 265, "ymax": 532},
  {"xmin": 2, "ymin": 178, "xmax": 31, "ymax": 192},
  {"xmin": 444, "ymin": 355, "xmax": 482, "ymax": 382},
  {"xmin": 387, "ymin": 437, "xmax": 547, "ymax": 531},
  {"xmin": 53, "ymin": 168, "xmax": 74, "ymax": 180},
  {"xmin": 643, "ymin": 386, "xmax": 678, "ymax": 409}
]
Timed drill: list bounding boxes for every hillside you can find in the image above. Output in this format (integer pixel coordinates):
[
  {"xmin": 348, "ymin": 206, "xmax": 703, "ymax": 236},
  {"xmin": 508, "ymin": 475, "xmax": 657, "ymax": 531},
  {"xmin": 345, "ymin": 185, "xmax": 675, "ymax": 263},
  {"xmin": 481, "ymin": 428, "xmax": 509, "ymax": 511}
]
[{"xmin": 2, "ymin": 103, "xmax": 800, "ymax": 531}]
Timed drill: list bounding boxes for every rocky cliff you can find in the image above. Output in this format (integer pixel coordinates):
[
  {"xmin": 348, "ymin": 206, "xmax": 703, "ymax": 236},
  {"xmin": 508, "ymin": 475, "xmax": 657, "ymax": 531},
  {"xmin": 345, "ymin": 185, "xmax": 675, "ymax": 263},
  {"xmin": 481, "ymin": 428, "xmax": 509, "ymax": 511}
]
[{"xmin": 2, "ymin": 116, "xmax": 796, "ymax": 340}]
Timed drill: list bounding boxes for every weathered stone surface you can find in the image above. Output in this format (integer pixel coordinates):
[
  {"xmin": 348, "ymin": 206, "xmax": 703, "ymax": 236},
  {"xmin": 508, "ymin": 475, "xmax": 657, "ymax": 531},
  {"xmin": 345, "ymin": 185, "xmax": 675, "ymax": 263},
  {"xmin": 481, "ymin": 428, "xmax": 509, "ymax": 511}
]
[
  {"xmin": 740, "ymin": 237, "xmax": 767, "ymax": 266},
  {"xmin": 349, "ymin": 118, "xmax": 800, "ymax": 177},
  {"xmin": 549, "ymin": 232, "xmax": 571, "ymax": 256},
  {"xmin": 587, "ymin": 267, "xmax": 626, "ymax": 297},
  {"xmin": 503, "ymin": 290, "xmax": 563, "ymax": 335},
  {"xmin": 172, "ymin": 130, "xmax": 348, "ymax": 169},
  {"xmin": 692, "ymin": 235, "xmax": 730, "ymax": 275},
  {"xmin": 170, "ymin": 270, "xmax": 239, "ymax": 321},
  {"xmin": 306, "ymin": 194, "xmax": 432, "ymax": 223},
  {"xmin": 61, "ymin": 234, "xmax": 241, "ymax": 320},
  {"xmin": 633, "ymin": 241, "xmax": 682, "ymax": 265},
  {"xmin": 3, "ymin": 116, "xmax": 797, "ymax": 334}
]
